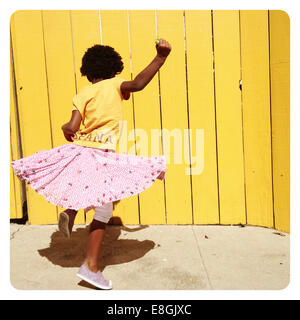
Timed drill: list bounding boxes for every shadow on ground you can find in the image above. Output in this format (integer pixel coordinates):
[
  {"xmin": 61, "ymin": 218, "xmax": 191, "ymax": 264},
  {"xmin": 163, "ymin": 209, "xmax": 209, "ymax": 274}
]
[{"xmin": 38, "ymin": 216, "xmax": 155, "ymax": 285}]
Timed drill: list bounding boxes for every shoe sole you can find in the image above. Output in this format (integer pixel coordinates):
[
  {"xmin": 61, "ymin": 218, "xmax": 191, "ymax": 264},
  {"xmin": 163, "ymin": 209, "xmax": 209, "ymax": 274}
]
[
  {"xmin": 58, "ymin": 212, "xmax": 70, "ymax": 238},
  {"xmin": 76, "ymin": 273, "xmax": 112, "ymax": 290}
]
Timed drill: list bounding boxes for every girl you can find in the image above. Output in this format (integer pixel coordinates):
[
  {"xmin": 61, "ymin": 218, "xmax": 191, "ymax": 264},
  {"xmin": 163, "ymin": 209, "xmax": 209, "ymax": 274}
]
[{"xmin": 11, "ymin": 38, "xmax": 171, "ymax": 290}]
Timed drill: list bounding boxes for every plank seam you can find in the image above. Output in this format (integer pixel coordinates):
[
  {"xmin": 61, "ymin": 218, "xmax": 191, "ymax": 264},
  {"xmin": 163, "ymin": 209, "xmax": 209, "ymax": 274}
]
[
  {"xmin": 127, "ymin": 10, "xmax": 141, "ymax": 224},
  {"xmin": 9, "ymin": 41, "xmax": 18, "ymax": 219},
  {"xmin": 69, "ymin": 11, "xmax": 78, "ymax": 94},
  {"xmin": 10, "ymin": 21, "xmax": 26, "ymax": 217},
  {"xmin": 238, "ymin": 10, "xmax": 248, "ymax": 225},
  {"xmin": 210, "ymin": 10, "xmax": 221, "ymax": 225},
  {"xmin": 41, "ymin": 11, "xmax": 54, "ymax": 150},
  {"xmin": 183, "ymin": 10, "xmax": 194, "ymax": 225},
  {"xmin": 10, "ymin": 29, "xmax": 23, "ymax": 159},
  {"xmin": 99, "ymin": 10, "xmax": 103, "ymax": 45},
  {"xmin": 155, "ymin": 10, "xmax": 168, "ymax": 224},
  {"xmin": 268, "ymin": 10, "xmax": 276, "ymax": 229}
]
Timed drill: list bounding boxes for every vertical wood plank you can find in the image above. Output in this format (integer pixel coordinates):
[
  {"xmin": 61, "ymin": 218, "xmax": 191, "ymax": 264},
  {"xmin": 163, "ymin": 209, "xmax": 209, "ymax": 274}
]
[
  {"xmin": 269, "ymin": 11, "xmax": 290, "ymax": 232},
  {"xmin": 71, "ymin": 10, "xmax": 101, "ymax": 92},
  {"xmin": 10, "ymin": 50, "xmax": 23, "ymax": 219},
  {"xmin": 42, "ymin": 11, "xmax": 77, "ymax": 148},
  {"xmin": 10, "ymin": 10, "xmax": 57, "ymax": 224},
  {"xmin": 156, "ymin": 10, "xmax": 193, "ymax": 224},
  {"xmin": 185, "ymin": 10, "xmax": 219, "ymax": 224},
  {"xmin": 240, "ymin": 10, "xmax": 274, "ymax": 227},
  {"xmin": 100, "ymin": 10, "xmax": 140, "ymax": 225},
  {"xmin": 42, "ymin": 10, "xmax": 85, "ymax": 225},
  {"xmin": 129, "ymin": 10, "xmax": 166, "ymax": 224},
  {"xmin": 213, "ymin": 10, "xmax": 246, "ymax": 225}
]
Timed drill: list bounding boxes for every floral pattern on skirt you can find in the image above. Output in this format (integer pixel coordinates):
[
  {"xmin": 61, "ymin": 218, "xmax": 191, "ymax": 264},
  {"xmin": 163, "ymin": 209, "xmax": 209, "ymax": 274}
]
[{"xmin": 10, "ymin": 144, "xmax": 167, "ymax": 211}]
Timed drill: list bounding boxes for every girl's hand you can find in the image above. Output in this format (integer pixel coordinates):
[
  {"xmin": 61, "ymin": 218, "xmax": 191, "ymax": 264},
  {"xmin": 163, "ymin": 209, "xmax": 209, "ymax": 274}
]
[
  {"xmin": 122, "ymin": 90, "xmax": 130, "ymax": 100},
  {"xmin": 61, "ymin": 123, "xmax": 75, "ymax": 142},
  {"xmin": 61, "ymin": 111, "xmax": 82, "ymax": 142},
  {"xmin": 120, "ymin": 39, "xmax": 171, "ymax": 93},
  {"xmin": 156, "ymin": 38, "xmax": 172, "ymax": 59}
]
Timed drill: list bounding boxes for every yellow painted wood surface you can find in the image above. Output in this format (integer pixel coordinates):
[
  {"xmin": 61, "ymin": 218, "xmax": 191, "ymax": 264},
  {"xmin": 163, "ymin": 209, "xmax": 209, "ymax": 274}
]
[
  {"xmin": 156, "ymin": 10, "xmax": 193, "ymax": 224},
  {"xmin": 11, "ymin": 10, "xmax": 57, "ymax": 224},
  {"xmin": 100, "ymin": 10, "xmax": 140, "ymax": 225},
  {"xmin": 185, "ymin": 10, "xmax": 219, "ymax": 224},
  {"xmin": 10, "ymin": 66, "xmax": 18, "ymax": 220},
  {"xmin": 129, "ymin": 10, "xmax": 166, "ymax": 224},
  {"xmin": 42, "ymin": 10, "xmax": 85, "ymax": 225},
  {"xmin": 42, "ymin": 11, "xmax": 76, "ymax": 148},
  {"xmin": 269, "ymin": 11, "xmax": 290, "ymax": 233},
  {"xmin": 212, "ymin": 10, "xmax": 246, "ymax": 225},
  {"xmin": 9, "ymin": 10, "xmax": 290, "ymax": 232},
  {"xmin": 71, "ymin": 10, "xmax": 101, "ymax": 93},
  {"xmin": 240, "ymin": 11, "xmax": 274, "ymax": 227},
  {"xmin": 10, "ymin": 51, "xmax": 23, "ymax": 219}
]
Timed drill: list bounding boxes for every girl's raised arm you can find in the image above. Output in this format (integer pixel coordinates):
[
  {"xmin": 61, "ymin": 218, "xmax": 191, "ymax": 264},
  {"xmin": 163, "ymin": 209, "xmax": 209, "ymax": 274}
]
[{"xmin": 120, "ymin": 38, "xmax": 171, "ymax": 94}]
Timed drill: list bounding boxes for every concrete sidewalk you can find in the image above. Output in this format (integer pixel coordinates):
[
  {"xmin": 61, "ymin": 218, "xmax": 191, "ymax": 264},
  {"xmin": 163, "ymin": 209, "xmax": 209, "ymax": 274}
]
[{"xmin": 10, "ymin": 223, "xmax": 289, "ymax": 290}]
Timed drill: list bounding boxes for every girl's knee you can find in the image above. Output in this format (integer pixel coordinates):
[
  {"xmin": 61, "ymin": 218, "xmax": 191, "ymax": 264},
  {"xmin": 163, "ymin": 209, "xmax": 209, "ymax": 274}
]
[
  {"xmin": 89, "ymin": 219, "xmax": 106, "ymax": 233},
  {"xmin": 93, "ymin": 202, "xmax": 113, "ymax": 224}
]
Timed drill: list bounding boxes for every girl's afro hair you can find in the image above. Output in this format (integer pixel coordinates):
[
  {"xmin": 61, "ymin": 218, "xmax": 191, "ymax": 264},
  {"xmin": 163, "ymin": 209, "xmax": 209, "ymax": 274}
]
[{"xmin": 80, "ymin": 45, "xmax": 124, "ymax": 81}]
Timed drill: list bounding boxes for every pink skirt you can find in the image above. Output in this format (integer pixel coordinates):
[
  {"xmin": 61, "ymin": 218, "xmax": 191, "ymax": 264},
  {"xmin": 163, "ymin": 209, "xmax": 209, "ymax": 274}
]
[{"xmin": 11, "ymin": 144, "xmax": 167, "ymax": 211}]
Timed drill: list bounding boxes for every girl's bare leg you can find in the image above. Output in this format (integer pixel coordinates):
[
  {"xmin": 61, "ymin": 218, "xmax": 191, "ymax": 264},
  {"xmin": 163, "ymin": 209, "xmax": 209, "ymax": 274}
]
[
  {"xmin": 65, "ymin": 209, "xmax": 77, "ymax": 233},
  {"xmin": 84, "ymin": 220, "xmax": 106, "ymax": 273},
  {"xmin": 58, "ymin": 209, "xmax": 77, "ymax": 237}
]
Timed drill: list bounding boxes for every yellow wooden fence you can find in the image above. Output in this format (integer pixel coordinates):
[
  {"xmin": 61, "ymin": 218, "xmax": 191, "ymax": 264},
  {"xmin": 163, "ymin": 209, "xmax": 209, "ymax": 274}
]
[{"xmin": 9, "ymin": 10, "xmax": 290, "ymax": 232}]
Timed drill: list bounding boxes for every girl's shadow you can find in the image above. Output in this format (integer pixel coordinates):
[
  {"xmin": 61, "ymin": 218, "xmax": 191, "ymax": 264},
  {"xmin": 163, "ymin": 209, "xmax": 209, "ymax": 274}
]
[{"xmin": 38, "ymin": 216, "xmax": 156, "ymax": 288}]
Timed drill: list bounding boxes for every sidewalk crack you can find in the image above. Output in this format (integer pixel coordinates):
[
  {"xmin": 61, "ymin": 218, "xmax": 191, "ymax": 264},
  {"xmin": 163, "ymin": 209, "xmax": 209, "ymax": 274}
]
[
  {"xmin": 191, "ymin": 226, "xmax": 213, "ymax": 289},
  {"xmin": 10, "ymin": 225, "xmax": 24, "ymax": 240}
]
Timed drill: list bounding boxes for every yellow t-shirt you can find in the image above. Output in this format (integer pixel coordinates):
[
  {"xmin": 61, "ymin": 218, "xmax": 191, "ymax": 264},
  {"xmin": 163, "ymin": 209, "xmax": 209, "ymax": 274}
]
[{"xmin": 71, "ymin": 77, "xmax": 125, "ymax": 151}]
